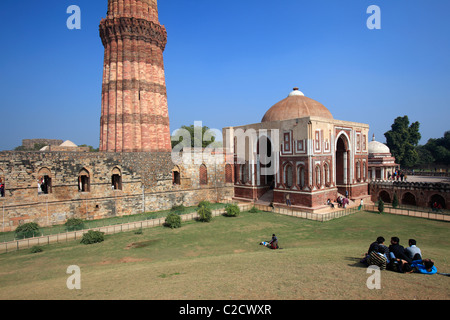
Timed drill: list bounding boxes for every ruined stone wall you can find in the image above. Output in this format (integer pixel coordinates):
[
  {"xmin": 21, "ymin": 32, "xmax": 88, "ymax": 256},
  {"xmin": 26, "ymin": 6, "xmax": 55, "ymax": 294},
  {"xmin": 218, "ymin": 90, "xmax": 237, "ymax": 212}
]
[
  {"xmin": 369, "ymin": 180, "xmax": 450, "ymax": 209},
  {"xmin": 22, "ymin": 139, "xmax": 63, "ymax": 149},
  {"xmin": 0, "ymin": 151, "xmax": 233, "ymax": 231}
]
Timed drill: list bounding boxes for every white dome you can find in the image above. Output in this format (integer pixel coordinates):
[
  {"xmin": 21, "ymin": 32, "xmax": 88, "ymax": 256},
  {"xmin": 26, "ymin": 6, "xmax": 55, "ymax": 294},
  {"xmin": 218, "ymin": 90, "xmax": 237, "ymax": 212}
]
[
  {"xmin": 60, "ymin": 140, "xmax": 78, "ymax": 147},
  {"xmin": 288, "ymin": 87, "xmax": 305, "ymax": 97},
  {"xmin": 368, "ymin": 135, "xmax": 390, "ymax": 154}
]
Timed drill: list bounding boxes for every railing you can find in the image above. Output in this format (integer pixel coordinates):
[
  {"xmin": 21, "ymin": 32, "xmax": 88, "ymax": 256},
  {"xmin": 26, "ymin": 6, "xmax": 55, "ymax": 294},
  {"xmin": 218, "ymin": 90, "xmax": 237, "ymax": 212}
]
[
  {"xmin": 0, "ymin": 204, "xmax": 241, "ymax": 254},
  {"xmin": 3, "ymin": 201, "xmax": 446, "ymax": 254},
  {"xmin": 364, "ymin": 204, "xmax": 450, "ymax": 222}
]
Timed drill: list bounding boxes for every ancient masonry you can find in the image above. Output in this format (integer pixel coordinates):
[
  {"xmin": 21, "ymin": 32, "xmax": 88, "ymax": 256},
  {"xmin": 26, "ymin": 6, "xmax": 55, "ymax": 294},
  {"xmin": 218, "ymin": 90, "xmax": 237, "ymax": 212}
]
[
  {"xmin": 0, "ymin": 0, "xmax": 233, "ymax": 232},
  {"xmin": 99, "ymin": 0, "xmax": 171, "ymax": 152}
]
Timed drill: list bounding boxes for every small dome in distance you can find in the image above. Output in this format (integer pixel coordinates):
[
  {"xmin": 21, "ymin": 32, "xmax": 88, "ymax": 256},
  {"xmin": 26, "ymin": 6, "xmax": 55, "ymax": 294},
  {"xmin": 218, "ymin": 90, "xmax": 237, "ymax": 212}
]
[{"xmin": 368, "ymin": 134, "xmax": 391, "ymax": 154}]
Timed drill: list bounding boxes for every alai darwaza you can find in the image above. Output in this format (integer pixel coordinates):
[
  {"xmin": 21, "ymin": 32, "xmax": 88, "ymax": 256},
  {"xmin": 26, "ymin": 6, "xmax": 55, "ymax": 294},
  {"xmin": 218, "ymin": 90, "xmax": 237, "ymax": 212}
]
[{"xmin": 223, "ymin": 87, "xmax": 371, "ymax": 212}]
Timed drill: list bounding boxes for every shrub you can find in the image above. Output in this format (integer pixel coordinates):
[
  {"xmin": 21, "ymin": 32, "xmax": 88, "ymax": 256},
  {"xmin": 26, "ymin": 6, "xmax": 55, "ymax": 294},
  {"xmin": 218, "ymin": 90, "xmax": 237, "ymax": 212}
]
[
  {"xmin": 30, "ymin": 246, "xmax": 43, "ymax": 254},
  {"xmin": 65, "ymin": 218, "xmax": 85, "ymax": 231},
  {"xmin": 15, "ymin": 222, "xmax": 40, "ymax": 239},
  {"xmin": 392, "ymin": 193, "xmax": 399, "ymax": 208},
  {"xmin": 224, "ymin": 204, "xmax": 240, "ymax": 217},
  {"xmin": 197, "ymin": 200, "xmax": 212, "ymax": 209},
  {"xmin": 248, "ymin": 206, "xmax": 260, "ymax": 213},
  {"xmin": 165, "ymin": 212, "xmax": 182, "ymax": 229},
  {"xmin": 378, "ymin": 199, "xmax": 385, "ymax": 214},
  {"xmin": 80, "ymin": 230, "xmax": 105, "ymax": 245},
  {"xmin": 170, "ymin": 204, "xmax": 186, "ymax": 214},
  {"xmin": 134, "ymin": 228, "xmax": 143, "ymax": 235},
  {"xmin": 197, "ymin": 205, "xmax": 212, "ymax": 222}
]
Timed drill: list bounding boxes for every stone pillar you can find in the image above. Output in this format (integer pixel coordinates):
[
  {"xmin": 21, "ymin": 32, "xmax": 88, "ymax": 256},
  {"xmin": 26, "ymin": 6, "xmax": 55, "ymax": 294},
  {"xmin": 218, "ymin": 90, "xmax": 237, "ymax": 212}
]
[{"xmin": 99, "ymin": 0, "xmax": 171, "ymax": 152}]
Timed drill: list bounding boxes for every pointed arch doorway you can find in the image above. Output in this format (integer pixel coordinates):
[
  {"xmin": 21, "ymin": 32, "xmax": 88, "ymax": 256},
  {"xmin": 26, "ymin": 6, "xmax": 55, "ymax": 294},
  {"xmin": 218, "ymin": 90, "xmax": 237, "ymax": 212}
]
[{"xmin": 336, "ymin": 134, "xmax": 350, "ymax": 195}]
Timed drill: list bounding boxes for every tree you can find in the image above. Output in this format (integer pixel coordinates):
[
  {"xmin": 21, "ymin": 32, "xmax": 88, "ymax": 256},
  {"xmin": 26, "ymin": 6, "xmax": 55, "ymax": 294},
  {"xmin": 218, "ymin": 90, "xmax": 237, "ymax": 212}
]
[
  {"xmin": 392, "ymin": 193, "xmax": 399, "ymax": 209},
  {"xmin": 422, "ymin": 131, "xmax": 450, "ymax": 166},
  {"xmin": 378, "ymin": 199, "xmax": 385, "ymax": 214},
  {"xmin": 384, "ymin": 116, "xmax": 421, "ymax": 168},
  {"xmin": 171, "ymin": 124, "xmax": 221, "ymax": 149}
]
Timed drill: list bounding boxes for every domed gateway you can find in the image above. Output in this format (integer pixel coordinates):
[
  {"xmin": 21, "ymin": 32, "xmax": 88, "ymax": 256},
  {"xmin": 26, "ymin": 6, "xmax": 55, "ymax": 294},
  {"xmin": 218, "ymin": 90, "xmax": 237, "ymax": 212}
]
[{"xmin": 223, "ymin": 87, "xmax": 371, "ymax": 211}]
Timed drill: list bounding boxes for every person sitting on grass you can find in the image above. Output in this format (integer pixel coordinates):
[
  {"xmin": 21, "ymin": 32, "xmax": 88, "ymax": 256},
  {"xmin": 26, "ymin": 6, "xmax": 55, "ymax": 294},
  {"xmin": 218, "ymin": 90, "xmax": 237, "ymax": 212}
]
[
  {"xmin": 260, "ymin": 234, "xmax": 279, "ymax": 249},
  {"xmin": 269, "ymin": 234, "xmax": 279, "ymax": 249},
  {"xmin": 411, "ymin": 259, "xmax": 437, "ymax": 275},
  {"xmin": 361, "ymin": 236, "xmax": 390, "ymax": 266},
  {"xmin": 405, "ymin": 239, "xmax": 422, "ymax": 261}
]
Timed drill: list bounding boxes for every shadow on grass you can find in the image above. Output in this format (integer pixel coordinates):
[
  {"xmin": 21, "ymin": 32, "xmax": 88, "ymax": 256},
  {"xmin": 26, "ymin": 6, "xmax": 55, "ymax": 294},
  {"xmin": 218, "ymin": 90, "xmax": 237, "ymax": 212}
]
[{"xmin": 345, "ymin": 256, "xmax": 367, "ymax": 268}]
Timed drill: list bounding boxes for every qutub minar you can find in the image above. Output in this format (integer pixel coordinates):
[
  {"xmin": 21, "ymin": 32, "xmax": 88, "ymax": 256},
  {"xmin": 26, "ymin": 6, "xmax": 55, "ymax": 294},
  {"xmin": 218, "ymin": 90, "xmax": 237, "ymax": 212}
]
[{"xmin": 99, "ymin": 0, "xmax": 171, "ymax": 152}]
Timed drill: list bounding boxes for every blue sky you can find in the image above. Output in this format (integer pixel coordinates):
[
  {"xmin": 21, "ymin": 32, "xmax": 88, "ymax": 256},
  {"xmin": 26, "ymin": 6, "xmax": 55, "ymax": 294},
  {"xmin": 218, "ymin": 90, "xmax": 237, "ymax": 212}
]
[{"xmin": 0, "ymin": 0, "xmax": 449, "ymax": 151}]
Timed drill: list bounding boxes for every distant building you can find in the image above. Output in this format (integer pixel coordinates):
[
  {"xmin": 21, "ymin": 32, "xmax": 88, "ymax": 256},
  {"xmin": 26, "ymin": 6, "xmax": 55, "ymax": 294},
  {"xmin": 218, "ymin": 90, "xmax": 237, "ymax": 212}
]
[
  {"xmin": 21, "ymin": 139, "xmax": 63, "ymax": 149},
  {"xmin": 39, "ymin": 140, "xmax": 90, "ymax": 152},
  {"xmin": 368, "ymin": 135, "xmax": 398, "ymax": 181}
]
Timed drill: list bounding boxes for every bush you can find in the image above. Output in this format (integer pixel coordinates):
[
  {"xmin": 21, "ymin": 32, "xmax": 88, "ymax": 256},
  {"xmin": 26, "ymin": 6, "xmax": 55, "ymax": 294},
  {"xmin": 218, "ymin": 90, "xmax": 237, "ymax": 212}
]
[
  {"xmin": 15, "ymin": 222, "xmax": 40, "ymax": 239},
  {"xmin": 170, "ymin": 204, "xmax": 186, "ymax": 214},
  {"xmin": 248, "ymin": 206, "xmax": 260, "ymax": 213},
  {"xmin": 65, "ymin": 218, "xmax": 85, "ymax": 231},
  {"xmin": 197, "ymin": 200, "xmax": 212, "ymax": 209},
  {"xmin": 165, "ymin": 212, "xmax": 182, "ymax": 229},
  {"xmin": 224, "ymin": 204, "xmax": 240, "ymax": 217},
  {"xmin": 378, "ymin": 199, "xmax": 385, "ymax": 214},
  {"xmin": 80, "ymin": 230, "xmax": 105, "ymax": 245},
  {"xmin": 30, "ymin": 246, "xmax": 43, "ymax": 254},
  {"xmin": 392, "ymin": 193, "xmax": 399, "ymax": 208},
  {"xmin": 197, "ymin": 205, "xmax": 212, "ymax": 222}
]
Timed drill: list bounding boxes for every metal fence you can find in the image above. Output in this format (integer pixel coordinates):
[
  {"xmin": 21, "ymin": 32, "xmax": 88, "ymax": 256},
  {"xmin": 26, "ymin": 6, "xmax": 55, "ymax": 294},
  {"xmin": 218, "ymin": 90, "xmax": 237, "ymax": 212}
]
[{"xmin": 3, "ymin": 201, "xmax": 446, "ymax": 254}]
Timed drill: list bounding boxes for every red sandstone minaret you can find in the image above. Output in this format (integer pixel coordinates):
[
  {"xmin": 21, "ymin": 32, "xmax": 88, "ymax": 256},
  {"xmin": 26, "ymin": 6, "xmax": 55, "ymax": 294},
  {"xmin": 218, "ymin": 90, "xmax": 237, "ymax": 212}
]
[{"xmin": 99, "ymin": 0, "xmax": 171, "ymax": 152}]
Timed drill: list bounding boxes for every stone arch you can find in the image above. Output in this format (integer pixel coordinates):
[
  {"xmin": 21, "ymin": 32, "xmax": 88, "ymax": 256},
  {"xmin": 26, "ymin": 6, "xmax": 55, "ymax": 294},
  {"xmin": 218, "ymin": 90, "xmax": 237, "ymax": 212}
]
[
  {"xmin": 172, "ymin": 166, "xmax": 181, "ymax": 186},
  {"xmin": 297, "ymin": 165, "xmax": 306, "ymax": 190},
  {"xmin": 284, "ymin": 162, "xmax": 293, "ymax": 189},
  {"xmin": 257, "ymin": 134, "xmax": 274, "ymax": 186},
  {"xmin": 335, "ymin": 133, "xmax": 350, "ymax": 186},
  {"xmin": 323, "ymin": 162, "xmax": 330, "ymax": 187},
  {"xmin": 355, "ymin": 161, "xmax": 361, "ymax": 182},
  {"xmin": 402, "ymin": 192, "xmax": 417, "ymax": 206},
  {"xmin": 379, "ymin": 190, "xmax": 391, "ymax": 203},
  {"xmin": 315, "ymin": 164, "xmax": 321, "ymax": 189},
  {"xmin": 0, "ymin": 168, "xmax": 5, "ymax": 198},
  {"xmin": 225, "ymin": 164, "xmax": 233, "ymax": 183},
  {"xmin": 78, "ymin": 168, "xmax": 91, "ymax": 192},
  {"xmin": 430, "ymin": 194, "xmax": 446, "ymax": 209},
  {"xmin": 37, "ymin": 167, "xmax": 52, "ymax": 194},
  {"xmin": 112, "ymin": 167, "xmax": 123, "ymax": 190},
  {"xmin": 199, "ymin": 164, "xmax": 208, "ymax": 185}
]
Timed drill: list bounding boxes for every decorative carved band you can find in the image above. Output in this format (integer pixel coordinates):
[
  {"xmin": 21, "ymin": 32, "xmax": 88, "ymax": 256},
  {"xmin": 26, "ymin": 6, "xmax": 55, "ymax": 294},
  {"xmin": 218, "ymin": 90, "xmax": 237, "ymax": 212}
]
[
  {"xmin": 100, "ymin": 113, "xmax": 170, "ymax": 126},
  {"xmin": 100, "ymin": 17, "xmax": 167, "ymax": 50},
  {"xmin": 102, "ymin": 79, "xmax": 166, "ymax": 95},
  {"xmin": 108, "ymin": 0, "xmax": 158, "ymax": 12}
]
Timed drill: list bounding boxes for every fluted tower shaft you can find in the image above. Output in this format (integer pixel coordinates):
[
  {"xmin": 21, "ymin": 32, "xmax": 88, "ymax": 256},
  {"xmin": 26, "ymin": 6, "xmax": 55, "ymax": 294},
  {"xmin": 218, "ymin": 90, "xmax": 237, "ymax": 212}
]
[{"xmin": 99, "ymin": 0, "xmax": 171, "ymax": 152}]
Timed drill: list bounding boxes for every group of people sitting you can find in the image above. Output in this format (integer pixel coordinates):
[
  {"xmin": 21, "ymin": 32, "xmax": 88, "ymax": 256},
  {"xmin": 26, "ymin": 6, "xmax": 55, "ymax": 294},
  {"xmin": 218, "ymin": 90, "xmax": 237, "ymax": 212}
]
[
  {"xmin": 360, "ymin": 236, "xmax": 437, "ymax": 274},
  {"xmin": 326, "ymin": 197, "xmax": 350, "ymax": 209}
]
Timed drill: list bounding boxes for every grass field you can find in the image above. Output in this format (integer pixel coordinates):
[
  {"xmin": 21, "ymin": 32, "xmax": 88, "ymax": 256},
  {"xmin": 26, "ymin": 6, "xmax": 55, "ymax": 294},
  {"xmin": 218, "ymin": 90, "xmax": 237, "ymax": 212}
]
[{"xmin": 0, "ymin": 210, "xmax": 449, "ymax": 300}]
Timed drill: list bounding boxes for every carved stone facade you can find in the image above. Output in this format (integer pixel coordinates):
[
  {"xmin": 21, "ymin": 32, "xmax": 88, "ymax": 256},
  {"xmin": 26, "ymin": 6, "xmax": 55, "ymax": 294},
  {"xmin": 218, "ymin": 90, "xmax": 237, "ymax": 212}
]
[
  {"xmin": 223, "ymin": 88, "xmax": 371, "ymax": 211},
  {"xmin": 99, "ymin": 0, "xmax": 171, "ymax": 152}
]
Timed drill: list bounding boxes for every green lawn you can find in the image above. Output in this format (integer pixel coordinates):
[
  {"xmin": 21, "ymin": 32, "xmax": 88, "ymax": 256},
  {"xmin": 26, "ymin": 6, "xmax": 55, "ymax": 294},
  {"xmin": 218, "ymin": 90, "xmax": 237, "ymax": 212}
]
[{"xmin": 0, "ymin": 210, "xmax": 449, "ymax": 300}]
